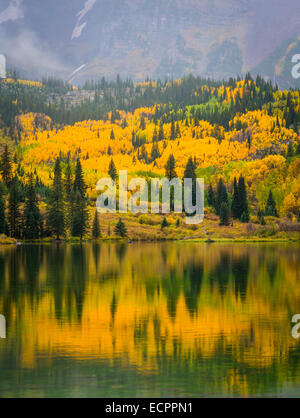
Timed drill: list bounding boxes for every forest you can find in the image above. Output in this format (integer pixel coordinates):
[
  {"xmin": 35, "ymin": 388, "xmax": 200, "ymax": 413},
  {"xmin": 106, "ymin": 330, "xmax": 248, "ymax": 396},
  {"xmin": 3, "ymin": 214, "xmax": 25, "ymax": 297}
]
[{"xmin": 0, "ymin": 73, "xmax": 300, "ymax": 242}]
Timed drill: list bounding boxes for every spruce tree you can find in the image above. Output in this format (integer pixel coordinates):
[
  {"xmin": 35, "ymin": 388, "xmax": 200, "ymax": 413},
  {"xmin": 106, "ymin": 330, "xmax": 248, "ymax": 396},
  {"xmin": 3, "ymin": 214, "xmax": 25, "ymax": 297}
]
[
  {"xmin": 219, "ymin": 202, "xmax": 230, "ymax": 226},
  {"xmin": 207, "ymin": 184, "xmax": 215, "ymax": 208},
  {"xmin": 231, "ymin": 177, "xmax": 240, "ymax": 218},
  {"xmin": 296, "ymin": 143, "xmax": 300, "ymax": 155},
  {"xmin": 165, "ymin": 154, "xmax": 177, "ymax": 180},
  {"xmin": 161, "ymin": 217, "xmax": 169, "ymax": 229},
  {"xmin": 71, "ymin": 191, "xmax": 89, "ymax": 239},
  {"xmin": 237, "ymin": 176, "xmax": 249, "ymax": 220},
  {"xmin": 92, "ymin": 211, "xmax": 101, "ymax": 238},
  {"xmin": 24, "ymin": 175, "xmax": 41, "ymax": 239},
  {"xmin": 0, "ymin": 144, "xmax": 12, "ymax": 186},
  {"xmin": 108, "ymin": 158, "xmax": 117, "ymax": 181},
  {"xmin": 140, "ymin": 116, "xmax": 146, "ymax": 130},
  {"xmin": 265, "ymin": 190, "xmax": 278, "ymax": 217},
  {"xmin": 216, "ymin": 179, "xmax": 228, "ymax": 215},
  {"xmin": 8, "ymin": 176, "xmax": 22, "ymax": 238},
  {"xmin": 64, "ymin": 162, "xmax": 73, "ymax": 199},
  {"xmin": 158, "ymin": 123, "xmax": 164, "ymax": 141},
  {"xmin": 73, "ymin": 158, "xmax": 86, "ymax": 197},
  {"xmin": 184, "ymin": 157, "xmax": 197, "ymax": 206},
  {"xmin": 114, "ymin": 218, "xmax": 127, "ymax": 238},
  {"xmin": 110, "ymin": 129, "xmax": 115, "ymax": 140},
  {"xmin": 170, "ymin": 121, "xmax": 176, "ymax": 140},
  {"xmin": 0, "ymin": 183, "xmax": 8, "ymax": 235},
  {"xmin": 47, "ymin": 158, "xmax": 65, "ymax": 240}
]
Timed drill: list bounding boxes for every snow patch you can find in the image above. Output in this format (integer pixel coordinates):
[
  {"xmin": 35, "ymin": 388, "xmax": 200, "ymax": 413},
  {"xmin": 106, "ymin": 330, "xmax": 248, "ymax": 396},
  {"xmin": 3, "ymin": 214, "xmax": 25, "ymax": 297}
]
[
  {"xmin": 71, "ymin": 0, "xmax": 97, "ymax": 40},
  {"xmin": 0, "ymin": 0, "xmax": 24, "ymax": 25}
]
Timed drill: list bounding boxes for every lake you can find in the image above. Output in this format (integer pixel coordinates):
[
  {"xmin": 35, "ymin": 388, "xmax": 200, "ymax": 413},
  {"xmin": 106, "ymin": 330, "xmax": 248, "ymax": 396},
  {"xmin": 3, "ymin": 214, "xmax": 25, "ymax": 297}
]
[{"xmin": 0, "ymin": 242, "xmax": 299, "ymax": 398}]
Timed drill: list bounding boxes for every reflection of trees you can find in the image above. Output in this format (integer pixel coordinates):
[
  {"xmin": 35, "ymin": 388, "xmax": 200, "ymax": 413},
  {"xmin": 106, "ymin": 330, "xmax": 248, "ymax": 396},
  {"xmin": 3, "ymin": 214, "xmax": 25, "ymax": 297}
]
[
  {"xmin": 183, "ymin": 262, "xmax": 203, "ymax": 315},
  {"xmin": 232, "ymin": 255, "xmax": 250, "ymax": 301},
  {"xmin": 209, "ymin": 252, "xmax": 231, "ymax": 296}
]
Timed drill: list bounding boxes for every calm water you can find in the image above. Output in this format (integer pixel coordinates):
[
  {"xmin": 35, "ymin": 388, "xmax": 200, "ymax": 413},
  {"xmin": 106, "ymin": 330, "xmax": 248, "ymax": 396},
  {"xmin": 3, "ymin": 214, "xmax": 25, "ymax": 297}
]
[{"xmin": 0, "ymin": 242, "xmax": 299, "ymax": 398}]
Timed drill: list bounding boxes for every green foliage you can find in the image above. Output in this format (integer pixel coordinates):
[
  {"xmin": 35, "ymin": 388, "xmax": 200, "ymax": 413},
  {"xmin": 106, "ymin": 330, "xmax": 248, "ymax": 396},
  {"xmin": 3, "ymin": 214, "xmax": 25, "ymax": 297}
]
[
  {"xmin": 47, "ymin": 158, "xmax": 65, "ymax": 239},
  {"xmin": 71, "ymin": 191, "xmax": 89, "ymax": 239},
  {"xmin": 24, "ymin": 175, "xmax": 41, "ymax": 239},
  {"xmin": 8, "ymin": 176, "xmax": 22, "ymax": 238},
  {"xmin": 0, "ymin": 144, "xmax": 12, "ymax": 186},
  {"xmin": 108, "ymin": 158, "xmax": 117, "ymax": 181},
  {"xmin": 161, "ymin": 217, "xmax": 169, "ymax": 229},
  {"xmin": 265, "ymin": 190, "xmax": 278, "ymax": 217},
  {"xmin": 219, "ymin": 202, "xmax": 230, "ymax": 226},
  {"xmin": 114, "ymin": 218, "xmax": 127, "ymax": 238},
  {"xmin": 165, "ymin": 154, "xmax": 177, "ymax": 180},
  {"xmin": 92, "ymin": 211, "xmax": 101, "ymax": 238}
]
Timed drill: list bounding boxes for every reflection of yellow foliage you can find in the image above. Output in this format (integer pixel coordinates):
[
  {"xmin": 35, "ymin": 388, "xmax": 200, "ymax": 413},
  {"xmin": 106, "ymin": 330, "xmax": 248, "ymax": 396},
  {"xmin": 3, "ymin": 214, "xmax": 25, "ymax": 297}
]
[{"xmin": 0, "ymin": 243, "xmax": 299, "ymax": 396}]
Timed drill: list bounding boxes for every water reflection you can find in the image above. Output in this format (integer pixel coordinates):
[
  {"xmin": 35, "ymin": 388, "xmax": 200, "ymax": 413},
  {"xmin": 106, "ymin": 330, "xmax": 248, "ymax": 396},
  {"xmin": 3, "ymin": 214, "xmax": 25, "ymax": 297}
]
[{"xmin": 0, "ymin": 242, "xmax": 299, "ymax": 397}]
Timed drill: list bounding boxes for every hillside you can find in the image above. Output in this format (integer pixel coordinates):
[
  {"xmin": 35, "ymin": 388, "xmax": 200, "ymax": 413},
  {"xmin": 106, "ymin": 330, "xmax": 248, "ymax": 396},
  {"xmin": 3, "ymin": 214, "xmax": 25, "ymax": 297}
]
[
  {"xmin": 1, "ymin": 0, "xmax": 300, "ymax": 86},
  {"xmin": 0, "ymin": 73, "xmax": 300, "ymax": 242}
]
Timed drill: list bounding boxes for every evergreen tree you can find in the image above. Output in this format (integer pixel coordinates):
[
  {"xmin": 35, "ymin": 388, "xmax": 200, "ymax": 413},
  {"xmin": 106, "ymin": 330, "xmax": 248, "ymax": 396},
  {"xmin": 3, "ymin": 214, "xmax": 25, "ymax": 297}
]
[
  {"xmin": 219, "ymin": 202, "xmax": 230, "ymax": 226},
  {"xmin": 265, "ymin": 190, "xmax": 278, "ymax": 217},
  {"xmin": 231, "ymin": 177, "xmax": 240, "ymax": 218},
  {"xmin": 47, "ymin": 158, "xmax": 65, "ymax": 240},
  {"xmin": 114, "ymin": 218, "xmax": 127, "ymax": 238},
  {"xmin": 8, "ymin": 177, "xmax": 22, "ymax": 238},
  {"xmin": 216, "ymin": 179, "xmax": 228, "ymax": 215},
  {"xmin": 110, "ymin": 129, "xmax": 115, "ymax": 140},
  {"xmin": 108, "ymin": 158, "xmax": 117, "ymax": 181},
  {"xmin": 158, "ymin": 123, "xmax": 164, "ymax": 141},
  {"xmin": 161, "ymin": 217, "xmax": 169, "ymax": 229},
  {"xmin": 237, "ymin": 176, "xmax": 249, "ymax": 220},
  {"xmin": 24, "ymin": 175, "xmax": 41, "ymax": 239},
  {"xmin": 92, "ymin": 211, "xmax": 101, "ymax": 238},
  {"xmin": 0, "ymin": 144, "xmax": 12, "ymax": 186},
  {"xmin": 64, "ymin": 162, "xmax": 73, "ymax": 199},
  {"xmin": 296, "ymin": 143, "xmax": 300, "ymax": 155},
  {"xmin": 184, "ymin": 157, "xmax": 197, "ymax": 206},
  {"xmin": 207, "ymin": 184, "xmax": 215, "ymax": 208},
  {"xmin": 71, "ymin": 191, "xmax": 89, "ymax": 239},
  {"xmin": 73, "ymin": 158, "xmax": 86, "ymax": 196},
  {"xmin": 170, "ymin": 121, "xmax": 176, "ymax": 140},
  {"xmin": 0, "ymin": 183, "xmax": 8, "ymax": 235},
  {"xmin": 165, "ymin": 154, "xmax": 177, "ymax": 180}
]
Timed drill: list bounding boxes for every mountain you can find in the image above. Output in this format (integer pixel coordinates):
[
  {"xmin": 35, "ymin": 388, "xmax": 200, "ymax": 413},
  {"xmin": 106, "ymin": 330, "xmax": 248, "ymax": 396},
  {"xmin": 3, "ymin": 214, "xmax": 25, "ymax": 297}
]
[{"xmin": 1, "ymin": 0, "xmax": 300, "ymax": 86}]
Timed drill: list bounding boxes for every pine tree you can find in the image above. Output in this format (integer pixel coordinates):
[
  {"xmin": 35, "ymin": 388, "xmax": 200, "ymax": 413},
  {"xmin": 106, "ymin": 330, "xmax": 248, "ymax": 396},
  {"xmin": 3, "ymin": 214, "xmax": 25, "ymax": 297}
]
[
  {"xmin": 108, "ymin": 158, "xmax": 117, "ymax": 181},
  {"xmin": 237, "ymin": 176, "xmax": 249, "ymax": 220},
  {"xmin": 161, "ymin": 217, "xmax": 169, "ymax": 229},
  {"xmin": 231, "ymin": 177, "xmax": 240, "ymax": 218},
  {"xmin": 114, "ymin": 218, "xmax": 127, "ymax": 238},
  {"xmin": 73, "ymin": 158, "xmax": 86, "ymax": 196},
  {"xmin": 47, "ymin": 158, "xmax": 65, "ymax": 240},
  {"xmin": 92, "ymin": 211, "xmax": 101, "ymax": 238},
  {"xmin": 64, "ymin": 162, "xmax": 73, "ymax": 199},
  {"xmin": 71, "ymin": 191, "xmax": 89, "ymax": 239},
  {"xmin": 207, "ymin": 184, "xmax": 215, "ymax": 208},
  {"xmin": 170, "ymin": 121, "xmax": 176, "ymax": 140},
  {"xmin": 158, "ymin": 123, "xmax": 164, "ymax": 141},
  {"xmin": 184, "ymin": 157, "xmax": 197, "ymax": 206},
  {"xmin": 219, "ymin": 202, "xmax": 230, "ymax": 226},
  {"xmin": 216, "ymin": 179, "xmax": 228, "ymax": 215},
  {"xmin": 0, "ymin": 183, "xmax": 8, "ymax": 235},
  {"xmin": 110, "ymin": 129, "xmax": 115, "ymax": 140},
  {"xmin": 0, "ymin": 144, "xmax": 12, "ymax": 186},
  {"xmin": 8, "ymin": 177, "xmax": 22, "ymax": 238},
  {"xmin": 165, "ymin": 154, "xmax": 177, "ymax": 180},
  {"xmin": 296, "ymin": 143, "xmax": 300, "ymax": 155},
  {"xmin": 265, "ymin": 190, "xmax": 278, "ymax": 217},
  {"xmin": 24, "ymin": 175, "xmax": 41, "ymax": 239}
]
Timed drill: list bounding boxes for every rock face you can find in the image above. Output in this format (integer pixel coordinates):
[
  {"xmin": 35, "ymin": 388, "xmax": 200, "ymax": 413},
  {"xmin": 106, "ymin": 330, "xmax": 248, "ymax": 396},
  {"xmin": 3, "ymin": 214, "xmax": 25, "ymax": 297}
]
[{"xmin": 0, "ymin": 0, "xmax": 300, "ymax": 86}]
